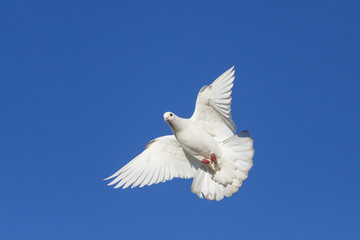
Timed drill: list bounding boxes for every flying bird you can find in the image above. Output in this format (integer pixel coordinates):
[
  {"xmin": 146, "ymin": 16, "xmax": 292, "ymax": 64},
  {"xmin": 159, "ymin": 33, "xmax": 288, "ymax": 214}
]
[{"xmin": 105, "ymin": 67, "xmax": 254, "ymax": 201}]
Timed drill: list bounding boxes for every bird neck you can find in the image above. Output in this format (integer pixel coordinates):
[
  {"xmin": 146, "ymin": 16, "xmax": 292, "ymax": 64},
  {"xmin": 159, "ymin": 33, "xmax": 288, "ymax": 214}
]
[{"xmin": 168, "ymin": 117, "xmax": 186, "ymax": 134}]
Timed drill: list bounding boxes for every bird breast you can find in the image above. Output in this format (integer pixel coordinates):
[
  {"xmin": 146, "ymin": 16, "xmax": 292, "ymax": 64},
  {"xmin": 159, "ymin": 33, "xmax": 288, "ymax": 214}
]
[{"xmin": 174, "ymin": 122, "xmax": 222, "ymax": 160}]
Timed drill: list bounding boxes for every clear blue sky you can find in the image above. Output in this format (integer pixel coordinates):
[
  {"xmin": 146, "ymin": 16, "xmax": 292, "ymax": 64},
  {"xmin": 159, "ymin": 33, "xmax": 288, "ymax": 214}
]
[{"xmin": 1, "ymin": 1, "xmax": 359, "ymax": 239}]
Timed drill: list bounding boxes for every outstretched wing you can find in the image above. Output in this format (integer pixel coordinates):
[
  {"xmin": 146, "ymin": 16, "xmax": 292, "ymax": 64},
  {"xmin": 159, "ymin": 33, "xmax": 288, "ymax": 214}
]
[
  {"xmin": 105, "ymin": 135, "xmax": 199, "ymax": 189},
  {"xmin": 191, "ymin": 67, "xmax": 236, "ymax": 141}
]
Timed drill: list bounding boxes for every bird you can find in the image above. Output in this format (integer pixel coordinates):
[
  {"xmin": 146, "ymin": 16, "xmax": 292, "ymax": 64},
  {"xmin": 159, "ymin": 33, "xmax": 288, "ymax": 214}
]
[{"xmin": 105, "ymin": 67, "xmax": 254, "ymax": 201}]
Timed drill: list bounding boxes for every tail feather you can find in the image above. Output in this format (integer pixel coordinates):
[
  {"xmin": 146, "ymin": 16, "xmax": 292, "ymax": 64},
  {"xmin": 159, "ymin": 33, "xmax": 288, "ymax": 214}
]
[{"xmin": 190, "ymin": 131, "xmax": 254, "ymax": 201}]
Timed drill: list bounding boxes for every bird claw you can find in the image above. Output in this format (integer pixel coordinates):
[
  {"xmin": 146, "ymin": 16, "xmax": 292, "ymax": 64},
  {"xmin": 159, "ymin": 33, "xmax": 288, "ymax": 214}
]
[
  {"xmin": 201, "ymin": 159, "xmax": 210, "ymax": 165},
  {"xmin": 202, "ymin": 153, "xmax": 217, "ymax": 165},
  {"xmin": 210, "ymin": 153, "xmax": 217, "ymax": 164}
]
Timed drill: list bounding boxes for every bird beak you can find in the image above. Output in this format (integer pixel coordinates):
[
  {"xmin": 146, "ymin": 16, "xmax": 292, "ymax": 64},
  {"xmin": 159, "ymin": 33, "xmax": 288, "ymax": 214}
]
[{"xmin": 164, "ymin": 117, "xmax": 168, "ymax": 121}]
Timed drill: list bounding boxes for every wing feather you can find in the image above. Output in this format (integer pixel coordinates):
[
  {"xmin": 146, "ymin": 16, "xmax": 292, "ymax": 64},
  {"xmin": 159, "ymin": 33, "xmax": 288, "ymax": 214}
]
[
  {"xmin": 132, "ymin": 164, "xmax": 151, "ymax": 188},
  {"xmin": 156, "ymin": 158, "xmax": 165, "ymax": 184},
  {"xmin": 105, "ymin": 135, "xmax": 199, "ymax": 189},
  {"xmin": 141, "ymin": 161, "xmax": 156, "ymax": 187},
  {"xmin": 191, "ymin": 67, "xmax": 237, "ymax": 141}
]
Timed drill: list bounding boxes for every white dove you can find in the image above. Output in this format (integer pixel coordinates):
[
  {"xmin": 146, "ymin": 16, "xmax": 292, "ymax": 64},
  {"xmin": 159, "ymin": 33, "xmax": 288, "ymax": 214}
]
[{"xmin": 105, "ymin": 67, "xmax": 254, "ymax": 201}]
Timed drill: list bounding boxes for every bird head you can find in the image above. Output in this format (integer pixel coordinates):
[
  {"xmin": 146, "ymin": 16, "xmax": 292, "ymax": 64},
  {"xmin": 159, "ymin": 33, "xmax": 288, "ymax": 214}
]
[{"xmin": 163, "ymin": 112, "xmax": 175, "ymax": 123}]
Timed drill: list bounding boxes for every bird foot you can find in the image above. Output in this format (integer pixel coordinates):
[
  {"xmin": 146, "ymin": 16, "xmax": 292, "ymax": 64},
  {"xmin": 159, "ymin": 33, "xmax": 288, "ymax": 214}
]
[
  {"xmin": 210, "ymin": 153, "xmax": 217, "ymax": 164},
  {"xmin": 201, "ymin": 153, "xmax": 217, "ymax": 165},
  {"xmin": 201, "ymin": 159, "xmax": 210, "ymax": 165}
]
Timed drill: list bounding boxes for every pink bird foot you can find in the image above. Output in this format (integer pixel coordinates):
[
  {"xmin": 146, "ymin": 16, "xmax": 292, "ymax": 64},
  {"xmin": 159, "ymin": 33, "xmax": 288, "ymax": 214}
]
[
  {"xmin": 210, "ymin": 153, "xmax": 217, "ymax": 163},
  {"xmin": 201, "ymin": 159, "xmax": 210, "ymax": 165}
]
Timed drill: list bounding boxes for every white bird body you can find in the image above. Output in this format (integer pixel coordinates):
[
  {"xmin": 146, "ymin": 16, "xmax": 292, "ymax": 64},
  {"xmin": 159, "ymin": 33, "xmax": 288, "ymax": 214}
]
[
  {"xmin": 105, "ymin": 67, "xmax": 254, "ymax": 201},
  {"xmin": 164, "ymin": 113, "xmax": 222, "ymax": 164}
]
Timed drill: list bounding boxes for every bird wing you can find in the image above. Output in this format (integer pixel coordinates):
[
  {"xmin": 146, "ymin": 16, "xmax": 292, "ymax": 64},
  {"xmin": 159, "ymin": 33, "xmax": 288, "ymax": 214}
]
[
  {"xmin": 105, "ymin": 135, "xmax": 199, "ymax": 189},
  {"xmin": 191, "ymin": 67, "xmax": 236, "ymax": 141}
]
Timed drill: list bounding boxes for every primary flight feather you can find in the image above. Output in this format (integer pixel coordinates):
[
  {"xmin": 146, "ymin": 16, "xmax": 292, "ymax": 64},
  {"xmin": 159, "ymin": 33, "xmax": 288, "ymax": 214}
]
[{"xmin": 105, "ymin": 67, "xmax": 254, "ymax": 201}]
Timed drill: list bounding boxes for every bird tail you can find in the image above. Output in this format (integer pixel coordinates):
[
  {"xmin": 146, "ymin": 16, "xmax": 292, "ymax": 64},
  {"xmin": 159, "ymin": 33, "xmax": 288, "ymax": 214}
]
[{"xmin": 190, "ymin": 131, "xmax": 254, "ymax": 201}]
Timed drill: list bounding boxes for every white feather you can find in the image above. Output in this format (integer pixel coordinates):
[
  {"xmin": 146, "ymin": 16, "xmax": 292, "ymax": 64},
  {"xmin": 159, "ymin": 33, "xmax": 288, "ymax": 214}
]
[
  {"xmin": 106, "ymin": 135, "xmax": 198, "ymax": 189},
  {"xmin": 105, "ymin": 67, "xmax": 254, "ymax": 201}
]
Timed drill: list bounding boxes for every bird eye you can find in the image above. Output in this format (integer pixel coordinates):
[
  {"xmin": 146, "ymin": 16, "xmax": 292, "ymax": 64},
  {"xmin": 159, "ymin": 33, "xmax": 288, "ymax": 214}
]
[{"xmin": 170, "ymin": 113, "xmax": 173, "ymax": 116}]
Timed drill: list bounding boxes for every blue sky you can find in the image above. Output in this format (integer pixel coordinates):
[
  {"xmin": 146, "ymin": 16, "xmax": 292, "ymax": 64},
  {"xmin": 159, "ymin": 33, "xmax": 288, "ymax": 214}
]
[{"xmin": 1, "ymin": 1, "xmax": 359, "ymax": 239}]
